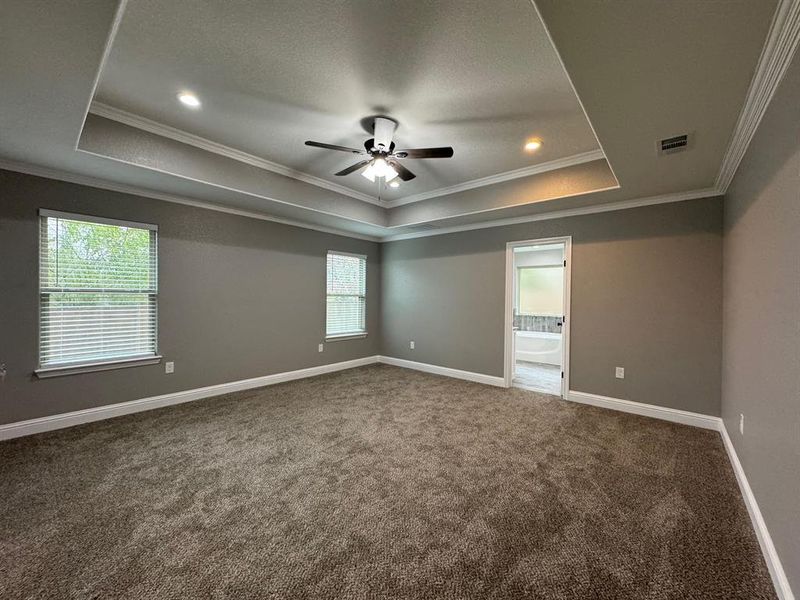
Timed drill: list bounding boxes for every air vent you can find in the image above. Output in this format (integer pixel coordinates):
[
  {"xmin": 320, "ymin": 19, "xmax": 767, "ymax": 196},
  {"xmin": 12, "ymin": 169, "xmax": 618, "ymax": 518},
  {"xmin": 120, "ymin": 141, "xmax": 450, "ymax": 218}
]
[{"xmin": 658, "ymin": 134, "xmax": 690, "ymax": 155}]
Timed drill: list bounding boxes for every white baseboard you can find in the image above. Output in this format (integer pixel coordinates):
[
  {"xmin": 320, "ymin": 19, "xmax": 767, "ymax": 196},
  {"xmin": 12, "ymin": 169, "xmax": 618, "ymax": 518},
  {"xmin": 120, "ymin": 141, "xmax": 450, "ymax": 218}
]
[
  {"xmin": 377, "ymin": 356, "xmax": 506, "ymax": 387},
  {"xmin": 566, "ymin": 388, "xmax": 792, "ymax": 599},
  {"xmin": 566, "ymin": 390, "xmax": 722, "ymax": 430},
  {"xmin": 0, "ymin": 356, "xmax": 379, "ymax": 441},
  {"xmin": 719, "ymin": 423, "xmax": 795, "ymax": 600},
  {"xmin": 1, "ymin": 357, "xmax": 791, "ymax": 599}
]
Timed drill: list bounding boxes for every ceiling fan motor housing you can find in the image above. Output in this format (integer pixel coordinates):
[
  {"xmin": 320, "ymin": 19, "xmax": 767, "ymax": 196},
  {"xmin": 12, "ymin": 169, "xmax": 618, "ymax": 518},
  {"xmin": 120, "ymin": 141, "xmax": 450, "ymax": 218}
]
[
  {"xmin": 372, "ymin": 117, "xmax": 398, "ymax": 151},
  {"xmin": 364, "ymin": 139, "xmax": 395, "ymax": 157}
]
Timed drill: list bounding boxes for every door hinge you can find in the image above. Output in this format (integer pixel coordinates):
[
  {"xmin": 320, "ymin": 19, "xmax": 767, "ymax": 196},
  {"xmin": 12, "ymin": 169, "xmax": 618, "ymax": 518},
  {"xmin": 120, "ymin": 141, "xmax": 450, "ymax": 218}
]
[
  {"xmin": 561, "ymin": 371, "xmax": 564, "ymax": 379},
  {"xmin": 563, "ymin": 259, "xmax": 566, "ymax": 266}
]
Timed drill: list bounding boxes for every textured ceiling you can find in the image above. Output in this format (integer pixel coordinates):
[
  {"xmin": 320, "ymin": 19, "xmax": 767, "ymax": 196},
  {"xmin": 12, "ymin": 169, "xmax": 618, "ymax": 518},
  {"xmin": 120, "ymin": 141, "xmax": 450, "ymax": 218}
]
[
  {"xmin": 535, "ymin": 0, "xmax": 777, "ymax": 198},
  {"xmin": 0, "ymin": 0, "xmax": 784, "ymax": 241},
  {"xmin": 95, "ymin": 0, "xmax": 600, "ymax": 202}
]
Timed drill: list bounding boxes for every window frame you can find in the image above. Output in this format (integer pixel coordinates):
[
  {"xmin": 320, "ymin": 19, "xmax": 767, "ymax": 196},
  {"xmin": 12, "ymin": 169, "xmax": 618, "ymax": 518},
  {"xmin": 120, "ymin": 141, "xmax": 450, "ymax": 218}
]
[
  {"xmin": 35, "ymin": 209, "xmax": 161, "ymax": 378},
  {"xmin": 325, "ymin": 250, "xmax": 368, "ymax": 341}
]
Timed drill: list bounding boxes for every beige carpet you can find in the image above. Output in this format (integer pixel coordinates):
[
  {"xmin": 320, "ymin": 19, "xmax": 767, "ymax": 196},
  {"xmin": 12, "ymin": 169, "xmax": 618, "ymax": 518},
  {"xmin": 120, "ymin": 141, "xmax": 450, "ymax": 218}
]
[{"xmin": 0, "ymin": 364, "xmax": 775, "ymax": 599}]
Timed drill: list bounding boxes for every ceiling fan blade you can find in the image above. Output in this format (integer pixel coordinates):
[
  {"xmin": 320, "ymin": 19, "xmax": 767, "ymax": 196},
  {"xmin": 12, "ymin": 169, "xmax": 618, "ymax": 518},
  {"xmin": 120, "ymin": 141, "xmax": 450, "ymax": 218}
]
[
  {"xmin": 394, "ymin": 147, "xmax": 454, "ymax": 159},
  {"xmin": 305, "ymin": 140, "xmax": 363, "ymax": 154},
  {"xmin": 388, "ymin": 160, "xmax": 416, "ymax": 181},
  {"xmin": 335, "ymin": 160, "xmax": 372, "ymax": 176}
]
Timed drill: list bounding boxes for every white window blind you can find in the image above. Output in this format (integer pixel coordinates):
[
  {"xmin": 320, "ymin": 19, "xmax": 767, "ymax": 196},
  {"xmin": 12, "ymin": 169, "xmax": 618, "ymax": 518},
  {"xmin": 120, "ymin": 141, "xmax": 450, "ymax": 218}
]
[
  {"xmin": 38, "ymin": 210, "xmax": 158, "ymax": 370},
  {"xmin": 326, "ymin": 251, "xmax": 366, "ymax": 337}
]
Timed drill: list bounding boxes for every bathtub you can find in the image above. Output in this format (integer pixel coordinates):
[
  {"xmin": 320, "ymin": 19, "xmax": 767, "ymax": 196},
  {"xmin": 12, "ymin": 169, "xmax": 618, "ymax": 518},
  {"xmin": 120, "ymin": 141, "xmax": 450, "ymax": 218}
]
[{"xmin": 515, "ymin": 330, "xmax": 562, "ymax": 366}]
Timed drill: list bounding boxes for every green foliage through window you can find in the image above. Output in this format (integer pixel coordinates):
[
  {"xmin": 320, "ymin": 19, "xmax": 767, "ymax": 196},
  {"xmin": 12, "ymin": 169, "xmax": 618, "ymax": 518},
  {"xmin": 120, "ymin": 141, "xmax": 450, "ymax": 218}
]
[{"xmin": 39, "ymin": 213, "xmax": 158, "ymax": 368}]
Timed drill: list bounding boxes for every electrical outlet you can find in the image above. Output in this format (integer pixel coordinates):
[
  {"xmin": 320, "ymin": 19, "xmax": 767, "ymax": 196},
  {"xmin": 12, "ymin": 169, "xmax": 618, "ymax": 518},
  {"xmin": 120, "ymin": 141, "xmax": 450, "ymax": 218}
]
[
  {"xmin": 165, "ymin": 361, "xmax": 174, "ymax": 374},
  {"xmin": 318, "ymin": 343, "xmax": 324, "ymax": 353},
  {"xmin": 410, "ymin": 341, "xmax": 415, "ymax": 350},
  {"xmin": 615, "ymin": 367, "xmax": 625, "ymax": 379},
  {"xmin": 739, "ymin": 413, "xmax": 744, "ymax": 435}
]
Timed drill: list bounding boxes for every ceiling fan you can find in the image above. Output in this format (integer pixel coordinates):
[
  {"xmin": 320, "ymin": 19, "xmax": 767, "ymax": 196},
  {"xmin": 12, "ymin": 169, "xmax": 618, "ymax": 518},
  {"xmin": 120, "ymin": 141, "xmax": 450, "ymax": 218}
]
[{"xmin": 305, "ymin": 116, "xmax": 453, "ymax": 184}]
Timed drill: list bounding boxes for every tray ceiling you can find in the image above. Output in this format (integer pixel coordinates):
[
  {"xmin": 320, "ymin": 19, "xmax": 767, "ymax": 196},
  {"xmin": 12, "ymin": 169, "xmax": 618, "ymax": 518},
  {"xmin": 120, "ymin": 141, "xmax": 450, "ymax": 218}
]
[
  {"xmin": 93, "ymin": 0, "xmax": 602, "ymax": 204},
  {"xmin": 0, "ymin": 0, "xmax": 789, "ymax": 241}
]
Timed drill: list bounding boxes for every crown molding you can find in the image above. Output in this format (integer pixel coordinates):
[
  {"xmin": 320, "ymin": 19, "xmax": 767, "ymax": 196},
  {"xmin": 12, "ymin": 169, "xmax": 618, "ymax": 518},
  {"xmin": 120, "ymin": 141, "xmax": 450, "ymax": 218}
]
[
  {"xmin": 90, "ymin": 104, "xmax": 610, "ymax": 212},
  {"xmin": 381, "ymin": 187, "xmax": 720, "ymax": 242},
  {"xmin": 0, "ymin": 158, "xmax": 381, "ymax": 242},
  {"xmin": 89, "ymin": 102, "xmax": 384, "ymax": 207},
  {"xmin": 2, "ymin": 157, "xmax": 728, "ymax": 245},
  {"xmin": 528, "ymin": 0, "xmax": 620, "ymax": 190},
  {"xmin": 715, "ymin": 0, "xmax": 800, "ymax": 192},
  {"xmin": 385, "ymin": 149, "xmax": 607, "ymax": 208},
  {"xmin": 75, "ymin": 1, "xmax": 127, "ymax": 150},
  {"xmin": 1, "ymin": 157, "xmax": 725, "ymax": 244}
]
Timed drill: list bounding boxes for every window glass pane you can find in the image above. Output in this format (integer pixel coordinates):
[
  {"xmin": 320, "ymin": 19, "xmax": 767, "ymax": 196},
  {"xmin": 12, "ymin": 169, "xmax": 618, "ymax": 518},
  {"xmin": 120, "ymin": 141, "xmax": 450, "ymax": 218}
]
[
  {"xmin": 43, "ymin": 218, "xmax": 154, "ymax": 290},
  {"xmin": 518, "ymin": 267, "xmax": 563, "ymax": 316},
  {"xmin": 40, "ymin": 293, "xmax": 157, "ymax": 366},
  {"xmin": 39, "ymin": 214, "xmax": 158, "ymax": 368},
  {"xmin": 326, "ymin": 253, "xmax": 366, "ymax": 295},
  {"xmin": 326, "ymin": 296, "xmax": 366, "ymax": 336}
]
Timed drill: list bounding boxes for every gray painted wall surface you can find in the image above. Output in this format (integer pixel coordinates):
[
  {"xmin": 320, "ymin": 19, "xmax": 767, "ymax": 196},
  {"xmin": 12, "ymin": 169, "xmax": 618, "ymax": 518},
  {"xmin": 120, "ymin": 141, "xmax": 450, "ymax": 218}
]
[
  {"xmin": 381, "ymin": 198, "xmax": 723, "ymax": 415},
  {"xmin": 721, "ymin": 52, "xmax": 799, "ymax": 591},
  {"xmin": 0, "ymin": 170, "xmax": 381, "ymax": 424}
]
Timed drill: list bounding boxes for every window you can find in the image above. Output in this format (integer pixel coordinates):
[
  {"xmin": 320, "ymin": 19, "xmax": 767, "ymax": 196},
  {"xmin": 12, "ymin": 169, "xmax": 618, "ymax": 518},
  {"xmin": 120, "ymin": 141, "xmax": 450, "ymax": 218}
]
[
  {"xmin": 326, "ymin": 251, "xmax": 367, "ymax": 338},
  {"xmin": 37, "ymin": 210, "xmax": 159, "ymax": 375},
  {"xmin": 516, "ymin": 266, "xmax": 564, "ymax": 316}
]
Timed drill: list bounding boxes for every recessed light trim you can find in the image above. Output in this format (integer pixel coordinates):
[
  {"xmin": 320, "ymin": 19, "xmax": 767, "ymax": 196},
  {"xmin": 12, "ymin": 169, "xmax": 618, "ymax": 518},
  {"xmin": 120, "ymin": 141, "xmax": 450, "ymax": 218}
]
[
  {"xmin": 524, "ymin": 139, "xmax": 542, "ymax": 152},
  {"xmin": 177, "ymin": 92, "xmax": 201, "ymax": 108}
]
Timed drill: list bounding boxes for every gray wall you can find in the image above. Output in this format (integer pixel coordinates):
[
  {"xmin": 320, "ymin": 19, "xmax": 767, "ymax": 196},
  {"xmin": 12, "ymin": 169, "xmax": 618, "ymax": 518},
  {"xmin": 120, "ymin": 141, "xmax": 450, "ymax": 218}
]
[
  {"xmin": 381, "ymin": 198, "xmax": 723, "ymax": 415},
  {"xmin": 0, "ymin": 170, "xmax": 725, "ymax": 424},
  {"xmin": 721, "ymin": 52, "xmax": 799, "ymax": 590},
  {"xmin": 0, "ymin": 170, "xmax": 381, "ymax": 424}
]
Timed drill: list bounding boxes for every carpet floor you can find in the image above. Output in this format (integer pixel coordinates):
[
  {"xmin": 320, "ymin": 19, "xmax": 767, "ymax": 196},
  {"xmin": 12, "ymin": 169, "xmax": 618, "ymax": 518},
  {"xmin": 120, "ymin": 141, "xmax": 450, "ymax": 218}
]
[{"xmin": 1, "ymin": 364, "xmax": 775, "ymax": 599}]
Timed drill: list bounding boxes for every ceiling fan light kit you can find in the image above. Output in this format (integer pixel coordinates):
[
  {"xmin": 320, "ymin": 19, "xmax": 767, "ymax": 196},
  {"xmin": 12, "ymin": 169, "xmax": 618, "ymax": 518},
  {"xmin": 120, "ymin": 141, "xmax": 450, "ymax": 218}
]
[
  {"xmin": 305, "ymin": 115, "xmax": 454, "ymax": 185},
  {"xmin": 362, "ymin": 158, "xmax": 398, "ymax": 183}
]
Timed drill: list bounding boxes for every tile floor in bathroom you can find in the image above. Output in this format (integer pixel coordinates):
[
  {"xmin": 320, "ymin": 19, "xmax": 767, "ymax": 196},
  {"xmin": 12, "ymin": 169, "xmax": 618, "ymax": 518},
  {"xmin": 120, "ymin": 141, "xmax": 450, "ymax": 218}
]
[{"xmin": 514, "ymin": 361, "xmax": 562, "ymax": 396}]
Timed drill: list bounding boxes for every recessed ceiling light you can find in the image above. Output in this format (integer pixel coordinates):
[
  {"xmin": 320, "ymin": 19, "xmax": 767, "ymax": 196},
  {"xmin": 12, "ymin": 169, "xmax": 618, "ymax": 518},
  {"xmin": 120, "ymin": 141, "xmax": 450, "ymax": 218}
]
[
  {"xmin": 524, "ymin": 138, "xmax": 542, "ymax": 152},
  {"xmin": 389, "ymin": 180, "xmax": 400, "ymax": 188},
  {"xmin": 177, "ymin": 92, "xmax": 201, "ymax": 108}
]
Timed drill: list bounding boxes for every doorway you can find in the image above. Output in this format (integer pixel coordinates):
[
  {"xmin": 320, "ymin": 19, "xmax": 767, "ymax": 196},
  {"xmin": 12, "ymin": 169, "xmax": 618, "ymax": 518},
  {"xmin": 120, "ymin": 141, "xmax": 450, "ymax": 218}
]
[{"xmin": 504, "ymin": 237, "xmax": 571, "ymax": 397}]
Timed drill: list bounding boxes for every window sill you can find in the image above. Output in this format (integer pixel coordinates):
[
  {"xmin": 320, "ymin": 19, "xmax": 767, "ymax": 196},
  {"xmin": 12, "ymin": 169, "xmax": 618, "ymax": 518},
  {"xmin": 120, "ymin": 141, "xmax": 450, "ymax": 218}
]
[
  {"xmin": 35, "ymin": 355, "xmax": 163, "ymax": 379},
  {"xmin": 325, "ymin": 333, "xmax": 368, "ymax": 342}
]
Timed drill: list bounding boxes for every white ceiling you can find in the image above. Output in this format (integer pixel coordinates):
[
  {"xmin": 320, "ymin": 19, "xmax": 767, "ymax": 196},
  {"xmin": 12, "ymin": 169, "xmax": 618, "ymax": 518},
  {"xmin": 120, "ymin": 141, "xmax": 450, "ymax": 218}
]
[
  {"xmin": 0, "ymin": 0, "xmax": 788, "ymax": 241},
  {"xmin": 94, "ymin": 0, "xmax": 601, "ymax": 202},
  {"xmin": 535, "ymin": 0, "xmax": 778, "ymax": 198}
]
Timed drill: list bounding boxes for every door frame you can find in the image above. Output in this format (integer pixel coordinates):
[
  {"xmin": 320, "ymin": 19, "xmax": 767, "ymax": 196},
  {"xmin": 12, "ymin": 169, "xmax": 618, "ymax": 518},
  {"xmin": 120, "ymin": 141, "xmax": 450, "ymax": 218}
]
[{"xmin": 503, "ymin": 236, "xmax": 572, "ymax": 398}]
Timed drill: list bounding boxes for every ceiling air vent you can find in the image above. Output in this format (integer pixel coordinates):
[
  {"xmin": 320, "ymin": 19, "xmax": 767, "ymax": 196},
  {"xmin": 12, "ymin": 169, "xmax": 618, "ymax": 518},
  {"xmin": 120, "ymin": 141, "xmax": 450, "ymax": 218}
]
[{"xmin": 657, "ymin": 134, "xmax": 690, "ymax": 155}]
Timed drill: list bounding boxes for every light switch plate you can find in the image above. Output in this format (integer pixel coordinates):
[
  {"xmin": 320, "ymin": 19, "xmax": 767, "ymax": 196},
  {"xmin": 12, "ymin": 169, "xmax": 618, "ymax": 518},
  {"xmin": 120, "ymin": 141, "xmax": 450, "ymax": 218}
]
[
  {"xmin": 165, "ymin": 361, "xmax": 174, "ymax": 374},
  {"xmin": 615, "ymin": 367, "xmax": 624, "ymax": 379},
  {"xmin": 318, "ymin": 344, "xmax": 324, "ymax": 353},
  {"xmin": 410, "ymin": 341, "xmax": 415, "ymax": 350}
]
